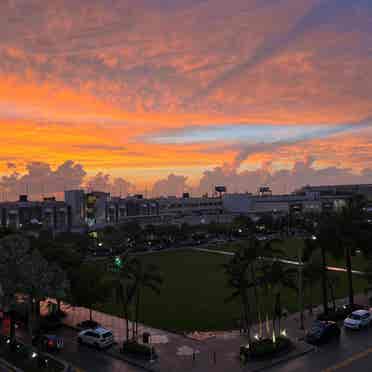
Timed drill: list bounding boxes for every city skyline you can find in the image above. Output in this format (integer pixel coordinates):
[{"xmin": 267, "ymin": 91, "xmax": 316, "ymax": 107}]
[{"xmin": 1, "ymin": 0, "xmax": 372, "ymax": 197}]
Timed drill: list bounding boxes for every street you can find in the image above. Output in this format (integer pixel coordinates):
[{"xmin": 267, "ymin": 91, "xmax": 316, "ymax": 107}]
[
  {"xmin": 272, "ymin": 325, "xmax": 372, "ymax": 372},
  {"xmin": 16, "ymin": 326, "xmax": 142, "ymax": 372}
]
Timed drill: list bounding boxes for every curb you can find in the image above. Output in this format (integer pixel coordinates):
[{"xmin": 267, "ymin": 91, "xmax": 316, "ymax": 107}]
[{"xmin": 250, "ymin": 343, "xmax": 315, "ymax": 372}]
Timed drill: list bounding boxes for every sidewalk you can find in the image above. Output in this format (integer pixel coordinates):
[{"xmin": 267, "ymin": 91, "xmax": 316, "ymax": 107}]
[{"xmin": 44, "ymin": 293, "xmax": 368, "ymax": 372}]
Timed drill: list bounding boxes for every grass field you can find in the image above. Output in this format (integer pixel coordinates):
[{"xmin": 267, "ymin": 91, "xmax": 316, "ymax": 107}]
[
  {"xmin": 213, "ymin": 238, "xmax": 367, "ymax": 270},
  {"xmin": 96, "ymin": 247, "xmax": 370, "ymax": 332}
]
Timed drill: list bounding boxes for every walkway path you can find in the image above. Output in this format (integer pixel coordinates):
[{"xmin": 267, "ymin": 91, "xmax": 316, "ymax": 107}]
[{"xmin": 193, "ymin": 248, "xmax": 366, "ymax": 276}]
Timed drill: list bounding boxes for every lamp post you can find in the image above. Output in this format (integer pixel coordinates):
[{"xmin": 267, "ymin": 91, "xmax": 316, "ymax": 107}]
[{"xmin": 298, "ymin": 243, "xmax": 304, "ymax": 330}]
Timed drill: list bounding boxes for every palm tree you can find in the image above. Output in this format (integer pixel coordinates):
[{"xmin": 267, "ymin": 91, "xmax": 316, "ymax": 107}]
[
  {"xmin": 316, "ymin": 214, "xmax": 336, "ymax": 315},
  {"xmin": 72, "ymin": 264, "xmax": 108, "ymax": 324},
  {"xmin": 259, "ymin": 261, "xmax": 296, "ymax": 335},
  {"xmin": 110, "ymin": 256, "xmax": 136, "ymax": 342},
  {"xmin": 0, "ymin": 235, "xmax": 30, "ymax": 342},
  {"xmin": 302, "ymin": 253, "xmax": 323, "ymax": 315},
  {"xmin": 22, "ymin": 249, "xmax": 55, "ymax": 340},
  {"xmin": 129, "ymin": 259, "xmax": 163, "ymax": 340},
  {"xmin": 318, "ymin": 195, "xmax": 369, "ymax": 308},
  {"xmin": 300, "ymin": 238, "xmax": 322, "ymax": 316},
  {"xmin": 224, "ymin": 250, "xmax": 254, "ymax": 342},
  {"xmin": 224, "ymin": 239, "xmax": 269, "ymax": 342},
  {"xmin": 48, "ymin": 263, "xmax": 70, "ymax": 316}
]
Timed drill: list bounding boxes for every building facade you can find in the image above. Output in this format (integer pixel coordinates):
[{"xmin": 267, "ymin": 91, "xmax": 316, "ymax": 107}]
[{"xmin": 0, "ymin": 195, "xmax": 71, "ymax": 232}]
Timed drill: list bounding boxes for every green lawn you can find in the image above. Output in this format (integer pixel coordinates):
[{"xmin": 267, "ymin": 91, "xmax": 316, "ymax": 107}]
[
  {"xmin": 270, "ymin": 238, "xmax": 367, "ymax": 271},
  {"xmin": 96, "ymin": 249, "xmax": 370, "ymax": 332},
  {"xmin": 203, "ymin": 238, "xmax": 367, "ymax": 271}
]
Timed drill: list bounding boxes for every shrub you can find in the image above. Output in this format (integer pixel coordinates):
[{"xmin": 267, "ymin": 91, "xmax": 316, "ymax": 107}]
[{"xmin": 121, "ymin": 341, "xmax": 157, "ymax": 360}]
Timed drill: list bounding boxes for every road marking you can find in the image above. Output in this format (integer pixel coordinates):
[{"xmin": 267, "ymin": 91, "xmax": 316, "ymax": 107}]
[{"xmin": 323, "ymin": 347, "xmax": 372, "ymax": 371}]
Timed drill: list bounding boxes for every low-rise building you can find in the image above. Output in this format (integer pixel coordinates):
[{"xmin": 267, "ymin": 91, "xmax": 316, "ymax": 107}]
[{"xmin": 0, "ymin": 195, "xmax": 71, "ymax": 232}]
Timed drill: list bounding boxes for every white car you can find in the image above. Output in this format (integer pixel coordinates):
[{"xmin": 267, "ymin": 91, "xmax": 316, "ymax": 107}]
[
  {"xmin": 344, "ymin": 310, "xmax": 372, "ymax": 330},
  {"xmin": 78, "ymin": 327, "xmax": 114, "ymax": 349}
]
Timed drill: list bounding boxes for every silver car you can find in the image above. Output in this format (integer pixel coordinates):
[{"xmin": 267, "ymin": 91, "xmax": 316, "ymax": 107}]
[{"xmin": 78, "ymin": 327, "xmax": 114, "ymax": 349}]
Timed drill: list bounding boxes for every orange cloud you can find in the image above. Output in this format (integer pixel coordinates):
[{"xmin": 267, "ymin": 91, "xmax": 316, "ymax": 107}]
[{"xmin": 1, "ymin": 0, "xmax": 372, "ymax": 186}]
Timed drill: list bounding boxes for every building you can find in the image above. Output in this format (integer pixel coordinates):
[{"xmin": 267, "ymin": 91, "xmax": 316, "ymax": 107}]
[
  {"xmin": 222, "ymin": 193, "xmax": 322, "ymax": 215},
  {"xmin": 0, "ymin": 195, "xmax": 71, "ymax": 232},
  {"xmin": 64, "ymin": 190, "xmax": 85, "ymax": 227},
  {"xmin": 157, "ymin": 195, "xmax": 223, "ymax": 218},
  {"xmin": 295, "ymin": 184, "xmax": 372, "ymax": 199},
  {"xmin": 106, "ymin": 196, "xmax": 160, "ymax": 225}
]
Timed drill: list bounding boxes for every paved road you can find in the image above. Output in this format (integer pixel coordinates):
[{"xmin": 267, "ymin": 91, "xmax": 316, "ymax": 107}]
[
  {"xmin": 17, "ymin": 326, "xmax": 142, "ymax": 372},
  {"xmin": 272, "ymin": 325, "xmax": 372, "ymax": 372}
]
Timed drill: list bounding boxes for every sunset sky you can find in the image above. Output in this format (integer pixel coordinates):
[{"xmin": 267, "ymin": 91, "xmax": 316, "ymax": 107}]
[{"xmin": 1, "ymin": 0, "xmax": 372, "ymax": 198}]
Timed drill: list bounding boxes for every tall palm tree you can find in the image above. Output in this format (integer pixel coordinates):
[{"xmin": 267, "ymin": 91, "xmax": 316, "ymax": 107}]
[
  {"xmin": 129, "ymin": 259, "xmax": 163, "ymax": 340},
  {"xmin": 318, "ymin": 195, "xmax": 369, "ymax": 308},
  {"xmin": 224, "ymin": 239, "xmax": 269, "ymax": 341},
  {"xmin": 302, "ymin": 253, "xmax": 323, "ymax": 315},
  {"xmin": 301, "ymin": 238, "xmax": 322, "ymax": 316},
  {"xmin": 224, "ymin": 250, "xmax": 254, "ymax": 342},
  {"xmin": 110, "ymin": 255, "xmax": 136, "ymax": 342},
  {"xmin": 48, "ymin": 263, "xmax": 70, "ymax": 316},
  {"xmin": 339, "ymin": 195, "xmax": 370, "ymax": 307},
  {"xmin": 259, "ymin": 261, "xmax": 296, "ymax": 335}
]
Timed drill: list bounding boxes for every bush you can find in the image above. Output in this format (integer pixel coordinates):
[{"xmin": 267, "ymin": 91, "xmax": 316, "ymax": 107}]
[
  {"xmin": 121, "ymin": 341, "xmax": 157, "ymax": 360},
  {"xmin": 240, "ymin": 336, "xmax": 292, "ymax": 360}
]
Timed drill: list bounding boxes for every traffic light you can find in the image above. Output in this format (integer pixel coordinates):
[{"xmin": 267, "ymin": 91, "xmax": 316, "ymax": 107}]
[{"xmin": 114, "ymin": 256, "xmax": 122, "ymax": 268}]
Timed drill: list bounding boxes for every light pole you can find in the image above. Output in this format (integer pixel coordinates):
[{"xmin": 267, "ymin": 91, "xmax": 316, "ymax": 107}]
[{"xmin": 298, "ymin": 243, "xmax": 304, "ymax": 330}]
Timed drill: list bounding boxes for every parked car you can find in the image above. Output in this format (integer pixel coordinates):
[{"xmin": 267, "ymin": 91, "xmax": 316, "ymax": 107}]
[
  {"xmin": 344, "ymin": 309, "xmax": 372, "ymax": 330},
  {"xmin": 32, "ymin": 334, "xmax": 64, "ymax": 352},
  {"xmin": 78, "ymin": 327, "xmax": 114, "ymax": 349},
  {"xmin": 305, "ymin": 320, "xmax": 340, "ymax": 345},
  {"xmin": 318, "ymin": 304, "xmax": 367, "ymax": 322}
]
